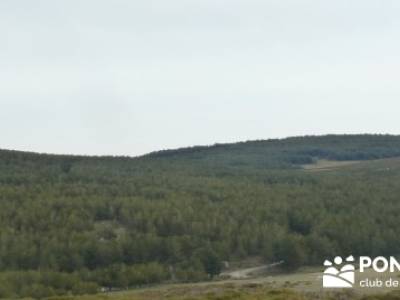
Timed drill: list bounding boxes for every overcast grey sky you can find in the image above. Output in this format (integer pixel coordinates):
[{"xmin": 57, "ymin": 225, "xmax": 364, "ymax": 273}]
[{"xmin": 1, "ymin": 0, "xmax": 400, "ymax": 156}]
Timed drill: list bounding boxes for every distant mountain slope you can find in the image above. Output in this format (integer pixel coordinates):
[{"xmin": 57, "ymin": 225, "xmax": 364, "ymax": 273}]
[
  {"xmin": 143, "ymin": 134, "xmax": 400, "ymax": 169},
  {"xmin": 1, "ymin": 135, "xmax": 400, "ymax": 178},
  {"xmin": 2, "ymin": 134, "xmax": 400, "ymax": 169}
]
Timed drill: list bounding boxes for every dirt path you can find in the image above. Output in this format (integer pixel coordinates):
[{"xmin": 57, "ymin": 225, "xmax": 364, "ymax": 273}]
[{"xmin": 220, "ymin": 261, "xmax": 284, "ymax": 279}]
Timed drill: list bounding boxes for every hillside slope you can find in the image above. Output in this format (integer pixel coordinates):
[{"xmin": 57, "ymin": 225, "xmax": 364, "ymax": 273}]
[
  {"xmin": 1, "ymin": 134, "xmax": 400, "ymax": 298},
  {"xmin": 143, "ymin": 134, "xmax": 400, "ymax": 168}
]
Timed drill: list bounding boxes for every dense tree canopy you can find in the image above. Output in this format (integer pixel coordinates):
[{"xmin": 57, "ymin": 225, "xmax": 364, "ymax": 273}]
[{"xmin": 1, "ymin": 134, "xmax": 400, "ymax": 298}]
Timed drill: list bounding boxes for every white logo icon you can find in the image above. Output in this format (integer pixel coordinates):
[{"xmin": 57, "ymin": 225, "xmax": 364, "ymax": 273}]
[{"xmin": 323, "ymin": 256, "xmax": 355, "ymax": 288}]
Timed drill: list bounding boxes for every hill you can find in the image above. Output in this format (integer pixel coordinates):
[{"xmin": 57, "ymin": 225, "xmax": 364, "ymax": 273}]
[
  {"xmin": 1, "ymin": 134, "xmax": 400, "ymax": 298},
  {"xmin": 143, "ymin": 134, "xmax": 400, "ymax": 168}
]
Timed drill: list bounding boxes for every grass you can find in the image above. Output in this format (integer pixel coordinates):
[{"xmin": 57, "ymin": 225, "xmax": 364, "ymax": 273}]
[
  {"xmin": 43, "ymin": 266, "xmax": 400, "ymax": 300},
  {"xmin": 302, "ymin": 157, "xmax": 400, "ymax": 173},
  {"xmin": 45, "ymin": 287, "xmax": 400, "ymax": 300},
  {"xmin": 302, "ymin": 159, "xmax": 361, "ymax": 171}
]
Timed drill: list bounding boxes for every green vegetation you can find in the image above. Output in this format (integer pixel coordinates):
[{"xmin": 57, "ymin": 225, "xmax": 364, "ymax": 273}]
[
  {"xmin": 30, "ymin": 284, "xmax": 400, "ymax": 300},
  {"xmin": 1, "ymin": 134, "xmax": 400, "ymax": 298}
]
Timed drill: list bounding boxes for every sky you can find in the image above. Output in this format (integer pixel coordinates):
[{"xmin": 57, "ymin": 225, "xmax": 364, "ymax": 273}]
[{"xmin": 1, "ymin": 0, "xmax": 400, "ymax": 156}]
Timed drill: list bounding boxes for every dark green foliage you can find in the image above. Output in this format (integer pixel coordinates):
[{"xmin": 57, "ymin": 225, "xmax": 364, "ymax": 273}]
[
  {"xmin": 145, "ymin": 134, "xmax": 400, "ymax": 169},
  {"xmin": 275, "ymin": 236, "xmax": 306, "ymax": 271},
  {"xmin": 198, "ymin": 248, "xmax": 222, "ymax": 278},
  {"xmin": 0, "ymin": 271, "xmax": 98, "ymax": 298},
  {"xmin": 1, "ymin": 135, "xmax": 400, "ymax": 297}
]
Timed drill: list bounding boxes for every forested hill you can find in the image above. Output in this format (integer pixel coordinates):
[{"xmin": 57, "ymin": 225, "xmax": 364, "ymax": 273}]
[
  {"xmin": 143, "ymin": 134, "xmax": 400, "ymax": 168},
  {"xmin": 3, "ymin": 134, "xmax": 400, "ymax": 171},
  {"xmin": 2, "ymin": 134, "xmax": 400, "ymax": 298}
]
